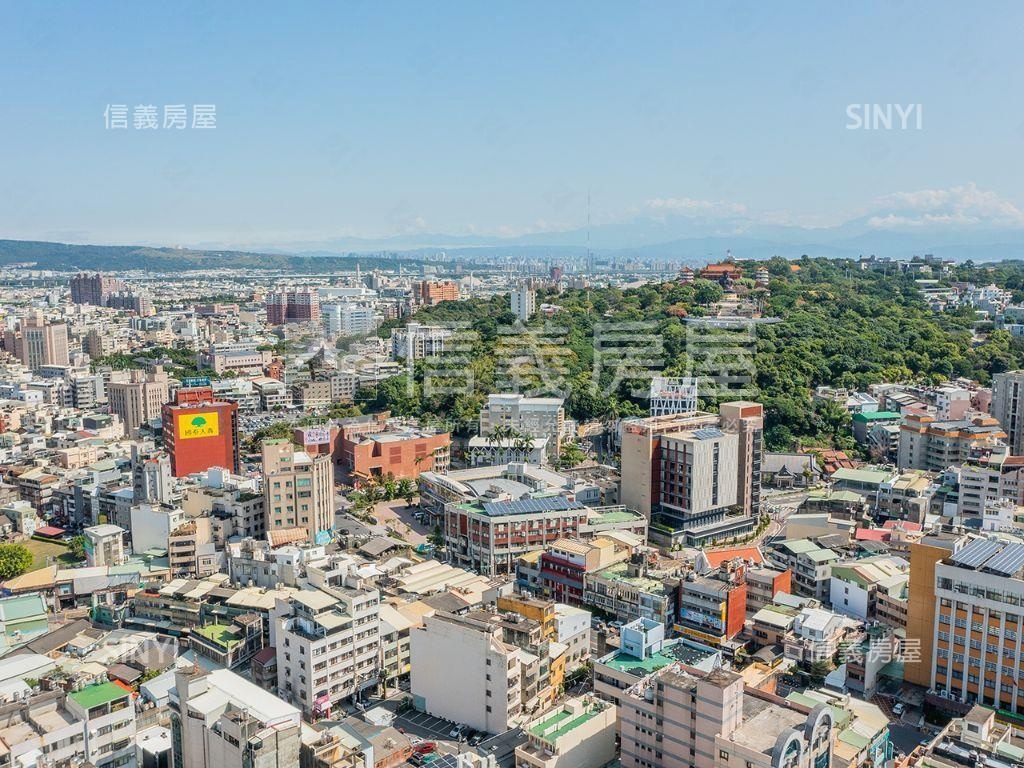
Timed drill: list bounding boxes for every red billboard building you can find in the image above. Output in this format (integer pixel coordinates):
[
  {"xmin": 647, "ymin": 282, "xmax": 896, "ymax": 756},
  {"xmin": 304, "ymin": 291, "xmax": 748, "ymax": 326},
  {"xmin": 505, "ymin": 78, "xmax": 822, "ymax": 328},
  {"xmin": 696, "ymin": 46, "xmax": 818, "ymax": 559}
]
[{"xmin": 162, "ymin": 387, "xmax": 239, "ymax": 477}]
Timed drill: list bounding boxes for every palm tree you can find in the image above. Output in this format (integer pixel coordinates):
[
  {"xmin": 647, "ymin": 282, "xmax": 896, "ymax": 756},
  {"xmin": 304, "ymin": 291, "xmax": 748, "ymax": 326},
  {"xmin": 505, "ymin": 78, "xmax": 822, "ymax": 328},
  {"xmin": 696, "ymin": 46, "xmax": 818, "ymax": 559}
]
[
  {"xmin": 490, "ymin": 424, "xmax": 513, "ymax": 454},
  {"xmin": 512, "ymin": 432, "xmax": 534, "ymax": 462}
]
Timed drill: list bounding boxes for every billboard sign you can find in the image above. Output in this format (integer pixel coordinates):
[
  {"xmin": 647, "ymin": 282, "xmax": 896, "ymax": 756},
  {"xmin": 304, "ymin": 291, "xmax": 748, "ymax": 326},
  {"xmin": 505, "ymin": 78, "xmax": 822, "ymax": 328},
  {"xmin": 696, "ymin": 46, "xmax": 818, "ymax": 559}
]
[
  {"xmin": 303, "ymin": 427, "xmax": 332, "ymax": 445},
  {"xmin": 679, "ymin": 606, "xmax": 723, "ymax": 631},
  {"xmin": 177, "ymin": 411, "xmax": 220, "ymax": 440}
]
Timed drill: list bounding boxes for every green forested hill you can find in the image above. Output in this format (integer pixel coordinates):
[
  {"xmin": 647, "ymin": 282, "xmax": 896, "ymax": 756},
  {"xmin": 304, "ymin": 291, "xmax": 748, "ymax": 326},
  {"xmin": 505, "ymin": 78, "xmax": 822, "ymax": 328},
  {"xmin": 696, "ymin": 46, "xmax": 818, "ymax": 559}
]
[
  {"xmin": 367, "ymin": 256, "xmax": 1024, "ymax": 452},
  {"xmin": 0, "ymin": 239, "xmax": 417, "ymax": 272}
]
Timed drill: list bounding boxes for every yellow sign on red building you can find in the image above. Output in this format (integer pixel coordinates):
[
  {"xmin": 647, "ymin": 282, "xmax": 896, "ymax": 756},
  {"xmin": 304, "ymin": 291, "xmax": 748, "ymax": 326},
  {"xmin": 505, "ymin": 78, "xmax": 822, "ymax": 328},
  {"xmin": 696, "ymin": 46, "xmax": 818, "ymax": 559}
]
[{"xmin": 177, "ymin": 411, "xmax": 220, "ymax": 439}]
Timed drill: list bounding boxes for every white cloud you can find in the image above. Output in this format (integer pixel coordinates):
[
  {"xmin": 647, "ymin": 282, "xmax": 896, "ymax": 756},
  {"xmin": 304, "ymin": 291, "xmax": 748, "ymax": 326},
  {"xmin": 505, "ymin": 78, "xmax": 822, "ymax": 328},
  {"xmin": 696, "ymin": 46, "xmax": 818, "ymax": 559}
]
[
  {"xmin": 641, "ymin": 197, "xmax": 749, "ymax": 218},
  {"xmin": 864, "ymin": 183, "xmax": 1024, "ymax": 228}
]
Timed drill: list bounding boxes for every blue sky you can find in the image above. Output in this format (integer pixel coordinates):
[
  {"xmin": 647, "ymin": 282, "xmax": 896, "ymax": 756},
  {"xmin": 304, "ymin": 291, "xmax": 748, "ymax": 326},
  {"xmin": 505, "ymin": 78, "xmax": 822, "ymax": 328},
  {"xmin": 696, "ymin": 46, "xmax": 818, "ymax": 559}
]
[{"xmin": 2, "ymin": 1, "xmax": 1024, "ymax": 247}]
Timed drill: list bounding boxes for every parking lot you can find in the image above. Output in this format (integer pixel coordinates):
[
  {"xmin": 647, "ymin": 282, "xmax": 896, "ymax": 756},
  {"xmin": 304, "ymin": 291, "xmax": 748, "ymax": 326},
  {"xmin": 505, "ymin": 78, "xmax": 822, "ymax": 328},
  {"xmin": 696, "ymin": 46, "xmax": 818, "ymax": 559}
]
[{"xmin": 393, "ymin": 710, "xmax": 465, "ymax": 744}]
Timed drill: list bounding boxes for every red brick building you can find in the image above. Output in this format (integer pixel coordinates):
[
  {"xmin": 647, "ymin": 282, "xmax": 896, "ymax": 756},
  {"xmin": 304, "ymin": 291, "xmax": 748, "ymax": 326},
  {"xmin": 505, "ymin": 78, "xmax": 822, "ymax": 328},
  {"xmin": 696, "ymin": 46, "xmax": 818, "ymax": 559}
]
[
  {"xmin": 266, "ymin": 288, "xmax": 321, "ymax": 324},
  {"xmin": 412, "ymin": 280, "xmax": 460, "ymax": 306},
  {"xmin": 340, "ymin": 427, "xmax": 450, "ymax": 484},
  {"xmin": 162, "ymin": 387, "xmax": 239, "ymax": 477}
]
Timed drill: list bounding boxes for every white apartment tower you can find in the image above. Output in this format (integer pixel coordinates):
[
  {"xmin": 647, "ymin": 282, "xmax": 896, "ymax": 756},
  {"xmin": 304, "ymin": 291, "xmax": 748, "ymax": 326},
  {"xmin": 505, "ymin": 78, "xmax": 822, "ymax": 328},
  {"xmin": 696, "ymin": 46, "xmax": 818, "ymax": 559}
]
[
  {"xmin": 270, "ymin": 586, "xmax": 382, "ymax": 719},
  {"xmin": 410, "ymin": 611, "xmax": 527, "ymax": 734},
  {"xmin": 511, "ymin": 280, "xmax": 537, "ymax": 322},
  {"xmin": 170, "ymin": 666, "xmax": 301, "ymax": 768}
]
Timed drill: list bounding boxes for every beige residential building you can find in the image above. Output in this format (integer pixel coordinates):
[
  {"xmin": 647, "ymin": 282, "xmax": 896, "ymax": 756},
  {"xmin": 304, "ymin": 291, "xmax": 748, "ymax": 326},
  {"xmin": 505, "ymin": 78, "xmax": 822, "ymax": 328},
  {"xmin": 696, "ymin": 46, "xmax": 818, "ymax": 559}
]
[
  {"xmin": 83, "ymin": 523, "xmax": 126, "ymax": 567},
  {"xmin": 270, "ymin": 586, "xmax": 382, "ymax": 719},
  {"xmin": 956, "ymin": 446, "xmax": 1024, "ymax": 517},
  {"xmin": 107, "ymin": 365, "xmax": 169, "ymax": 436},
  {"xmin": 619, "ymin": 664, "xmax": 835, "ymax": 768},
  {"xmin": 167, "ymin": 516, "xmax": 219, "ymax": 577},
  {"xmin": 4, "ymin": 311, "xmax": 69, "ymax": 370},
  {"xmin": 262, "ymin": 439, "xmax": 334, "ymax": 542},
  {"xmin": 411, "ymin": 611, "xmax": 535, "ymax": 734},
  {"xmin": 897, "ymin": 413, "xmax": 1006, "ymax": 472}
]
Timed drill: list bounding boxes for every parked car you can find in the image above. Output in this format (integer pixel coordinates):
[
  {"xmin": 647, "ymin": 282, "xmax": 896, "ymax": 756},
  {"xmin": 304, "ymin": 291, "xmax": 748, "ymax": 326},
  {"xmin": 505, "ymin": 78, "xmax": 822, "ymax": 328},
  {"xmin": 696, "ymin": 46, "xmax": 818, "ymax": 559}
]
[
  {"xmin": 449, "ymin": 725, "xmax": 465, "ymax": 739},
  {"xmin": 892, "ymin": 703, "xmax": 905, "ymax": 716}
]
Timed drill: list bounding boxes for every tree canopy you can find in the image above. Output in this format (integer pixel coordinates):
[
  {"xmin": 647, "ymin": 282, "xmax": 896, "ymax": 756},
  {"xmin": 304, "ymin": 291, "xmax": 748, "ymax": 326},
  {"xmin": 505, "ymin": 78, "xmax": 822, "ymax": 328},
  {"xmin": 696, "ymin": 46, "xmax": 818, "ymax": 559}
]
[{"xmin": 343, "ymin": 256, "xmax": 1024, "ymax": 452}]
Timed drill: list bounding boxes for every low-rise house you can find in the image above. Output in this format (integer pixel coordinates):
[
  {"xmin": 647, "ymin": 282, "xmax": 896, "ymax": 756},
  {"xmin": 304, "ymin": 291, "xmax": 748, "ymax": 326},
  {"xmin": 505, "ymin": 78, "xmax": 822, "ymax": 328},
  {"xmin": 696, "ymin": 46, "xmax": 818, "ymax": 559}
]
[
  {"xmin": 299, "ymin": 720, "xmax": 373, "ymax": 768},
  {"xmin": 760, "ymin": 453, "xmax": 820, "ymax": 488},
  {"xmin": 769, "ymin": 539, "xmax": 839, "ymax": 600},
  {"xmin": 831, "ymin": 467, "xmax": 896, "ymax": 503},
  {"xmin": 0, "ymin": 593, "xmax": 48, "ymax": 650},
  {"xmin": 914, "ymin": 705, "xmax": 1024, "ymax": 768},
  {"xmin": 851, "ymin": 411, "xmax": 902, "ymax": 445},
  {"xmin": 467, "ymin": 435, "xmax": 549, "ymax": 467},
  {"xmin": 842, "ymin": 624, "xmax": 902, "ymax": 698},
  {"xmin": 675, "ymin": 564, "xmax": 747, "ymax": 649},
  {"xmin": 744, "ymin": 565, "xmax": 792, "ymax": 613},
  {"xmin": 802, "ymin": 489, "xmax": 867, "ymax": 520},
  {"xmin": 0, "ymin": 690, "xmax": 88, "ymax": 767},
  {"xmin": 785, "ymin": 604, "xmax": 860, "ymax": 664},
  {"xmin": 875, "ymin": 470, "xmax": 935, "ymax": 523},
  {"xmin": 189, "ymin": 613, "xmax": 264, "ymax": 669},
  {"xmin": 537, "ymin": 536, "xmax": 634, "ymax": 604},
  {"xmin": 583, "ymin": 554, "xmax": 679, "ymax": 626},
  {"xmin": 828, "ymin": 555, "xmax": 909, "ymax": 623}
]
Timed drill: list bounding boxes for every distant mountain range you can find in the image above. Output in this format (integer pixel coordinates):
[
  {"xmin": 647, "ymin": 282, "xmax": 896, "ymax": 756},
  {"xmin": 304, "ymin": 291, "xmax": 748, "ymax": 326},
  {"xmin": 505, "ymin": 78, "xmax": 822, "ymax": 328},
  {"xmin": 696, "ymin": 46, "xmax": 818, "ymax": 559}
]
[
  {"xmin": 0, "ymin": 240, "xmax": 422, "ymax": 273},
  {"xmin": 195, "ymin": 202, "xmax": 1024, "ymax": 263},
  {"xmin": 5, "ymin": 211, "xmax": 1024, "ymax": 271}
]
